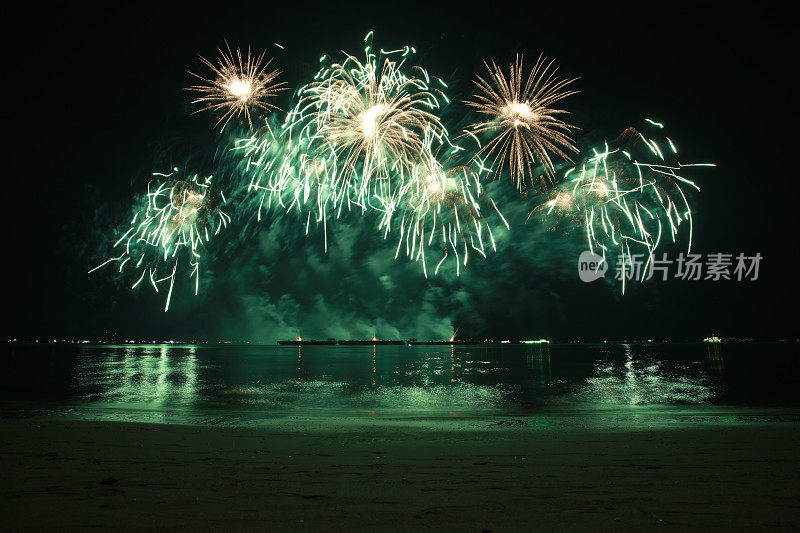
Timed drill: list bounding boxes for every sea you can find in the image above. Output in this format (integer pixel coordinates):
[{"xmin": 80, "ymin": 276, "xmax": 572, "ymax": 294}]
[{"xmin": 2, "ymin": 342, "xmax": 799, "ymax": 425}]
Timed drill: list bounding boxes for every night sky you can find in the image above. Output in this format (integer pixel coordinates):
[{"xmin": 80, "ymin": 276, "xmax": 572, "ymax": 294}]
[{"xmin": 5, "ymin": 2, "xmax": 797, "ymax": 342}]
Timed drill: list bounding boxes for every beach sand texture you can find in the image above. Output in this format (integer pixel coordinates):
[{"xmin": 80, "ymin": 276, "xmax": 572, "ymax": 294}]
[{"xmin": 1, "ymin": 417, "xmax": 799, "ymax": 531}]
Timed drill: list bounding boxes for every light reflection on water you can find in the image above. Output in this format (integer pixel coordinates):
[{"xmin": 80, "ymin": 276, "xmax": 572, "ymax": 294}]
[
  {"xmin": 2, "ymin": 342, "xmax": 799, "ymax": 419},
  {"xmin": 577, "ymin": 345, "xmax": 713, "ymax": 407},
  {"xmin": 73, "ymin": 345, "xmax": 199, "ymax": 407}
]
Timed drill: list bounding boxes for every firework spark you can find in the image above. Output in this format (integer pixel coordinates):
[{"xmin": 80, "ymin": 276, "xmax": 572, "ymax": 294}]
[
  {"xmin": 466, "ymin": 55, "xmax": 578, "ymax": 189},
  {"xmin": 375, "ymin": 131, "xmax": 506, "ymax": 277},
  {"xmin": 230, "ymin": 34, "xmax": 461, "ymax": 261},
  {"xmin": 284, "ymin": 35, "xmax": 447, "ymax": 210},
  {"xmin": 94, "ymin": 36, "xmax": 714, "ymax": 311},
  {"xmin": 239, "ymin": 35, "xmax": 510, "ymax": 277},
  {"xmin": 90, "ymin": 171, "xmax": 229, "ymax": 310},
  {"xmin": 535, "ymin": 121, "xmax": 714, "ymax": 292},
  {"xmin": 187, "ymin": 43, "xmax": 285, "ymax": 131}
]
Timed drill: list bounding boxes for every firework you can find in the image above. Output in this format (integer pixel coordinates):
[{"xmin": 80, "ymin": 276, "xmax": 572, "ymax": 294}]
[
  {"xmin": 231, "ymin": 120, "xmax": 331, "ymax": 241},
  {"xmin": 284, "ymin": 33, "xmax": 447, "ymax": 211},
  {"xmin": 93, "ymin": 35, "xmax": 715, "ymax": 312},
  {"xmin": 232, "ymin": 35, "xmax": 510, "ymax": 276},
  {"xmin": 89, "ymin": 171, "xmax": 229, "ymax": 310},
  {"xmin": 229, "ymin": 34, "xmax": 462, "ymax": 259},
  {"xmin": 376, "ymin": 130, "xmax": 508, "ymax": 277},
  {"xmin": 187, "ymin": 43, "xmax": 285, "ymax": 131},
  {"xmin": 466, "ymin": 55, "xmax": 578, "ymax": 189},
  {"xmin": 536, "ymin": 120, "xmax": 714, "ymax": 292}
]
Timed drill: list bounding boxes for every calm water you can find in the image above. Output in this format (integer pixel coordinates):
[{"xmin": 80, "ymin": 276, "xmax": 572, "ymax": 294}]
[{"xmin": 2, "ymin": 342, "xmax": 799, "ymax": 422}]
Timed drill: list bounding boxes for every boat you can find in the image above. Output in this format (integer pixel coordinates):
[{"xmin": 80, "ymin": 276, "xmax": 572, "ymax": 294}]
[
  {"xmin": 277, "ymin": 338, "xmax": 336, "ymax": 345},
  {"xmin": 409, "ymin": 340, "xmax": 473, "ymax": 345},
  {"xmin": 337, "ymin": 339, "xmax": 404, "ymax": 345}
]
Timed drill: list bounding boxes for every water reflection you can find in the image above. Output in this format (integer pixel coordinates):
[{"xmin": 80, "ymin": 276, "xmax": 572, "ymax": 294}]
[
  {"xmin": 45, "ymin": 341, "xmax": 799, "ymax": 418},
  {"xmin": 705, "ymin": 343, "xmax": 726, "ymax": 398},
  {"xmin": 295, "ymin": 346, "xmax": 302, "ymax": 385},
  {"xmin": 574, "ymin": 344, "xmax": 713, "ymax": 407},
  {"xmin": 706, "ymin": 343, "xmax": 725, "ymax": 374},
  {"xmin": 73, "ymin": 345, "xmax": 198, "ymax": 407},
  {"xmin": 450, "ymin": 345, "xmax": 455, "ymax": 383},
  {"xmin": 525, "ymin": 344, "xmax": 551, "ymax": 387},
  {"xmin": 372, "ymin": 345, "xmax": 376, "ymax": 387}
]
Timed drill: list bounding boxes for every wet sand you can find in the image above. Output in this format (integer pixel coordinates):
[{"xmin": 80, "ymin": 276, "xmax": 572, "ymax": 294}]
[{"xmin": 1, "ymin": 416, "xmax": 799, "ymax": 531}]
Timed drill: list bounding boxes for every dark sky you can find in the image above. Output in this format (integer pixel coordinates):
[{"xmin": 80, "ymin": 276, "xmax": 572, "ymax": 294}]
[{"xmin": 4, "ymin": 2, "xmax": 797, "ymax": 341}]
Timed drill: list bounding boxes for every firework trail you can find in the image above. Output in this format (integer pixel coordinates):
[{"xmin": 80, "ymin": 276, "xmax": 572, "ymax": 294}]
[
  {"xmin": 375, "ymin": 130, "xmax": 508, "ymax": 277},
  {"xmin": 89, "ymin": 171, "xmax": 230, "ymax": 310},
  {"xmin": 93, "ymin": 34, "xmax": 712, "ymax": 311},
  {"xmin": 466, "ymin": 55, "xmax": 578, "ymax": 189},
  {"xmin": 283, "ymin": 32, "xmax": 448, "ymax": 212},
  {"xmin": 229, "ymin": 118, "xmax": 336, "ymax": 256},
  {"xmin": 533, "ymin": 120, "xmax": 714, "ymax": 292},
  {"xmin": 229, "ymin": 34, "xmax": 509, "ymax": 275},
  {"xmin": 187, "ymin": 42, "xmax": 285, "ymax": 131}
]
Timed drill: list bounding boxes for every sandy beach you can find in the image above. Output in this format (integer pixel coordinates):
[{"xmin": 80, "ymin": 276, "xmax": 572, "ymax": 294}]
[{"xmin": 1, "ymin": 415, "xmax": 798, "ymax": 531}]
